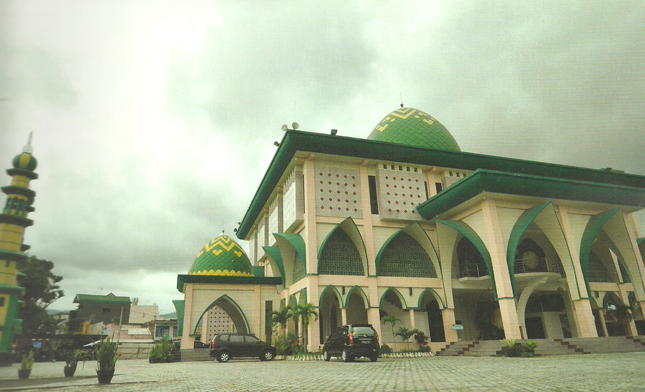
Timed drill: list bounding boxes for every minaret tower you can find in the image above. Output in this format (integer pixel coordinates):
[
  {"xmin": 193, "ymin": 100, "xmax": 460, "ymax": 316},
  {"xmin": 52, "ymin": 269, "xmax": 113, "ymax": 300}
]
[{"xmin": 0, "ymin": 134, "xmax": 38, "ymax": 361}]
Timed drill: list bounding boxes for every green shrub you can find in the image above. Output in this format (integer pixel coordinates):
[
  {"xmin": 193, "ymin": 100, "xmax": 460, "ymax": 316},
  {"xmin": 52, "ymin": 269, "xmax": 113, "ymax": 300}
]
[
  {"xmin": 149, "ymin": 338, "xmax": 173, "ymax": 363},
  {"xmin": 523, "ymin": 341, "xmax": 537, "ymax": 351},
  {"xmin": 380, "ymin": 344, "xmax": 392, "ymax": 354},
  {"xmin": 275, "ymin": 332, "xmax": 300, "ymax": 355}
]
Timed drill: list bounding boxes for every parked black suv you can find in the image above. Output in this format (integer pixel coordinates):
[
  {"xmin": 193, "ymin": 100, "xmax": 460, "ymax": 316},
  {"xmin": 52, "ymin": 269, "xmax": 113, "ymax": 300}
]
[
  {"xmin": 209, "ymin": 333, "xmax": 276, "ymax": 362},
  {"xmin": 322, "ymin": 324, "xmax": 379, "ymax": 362}
]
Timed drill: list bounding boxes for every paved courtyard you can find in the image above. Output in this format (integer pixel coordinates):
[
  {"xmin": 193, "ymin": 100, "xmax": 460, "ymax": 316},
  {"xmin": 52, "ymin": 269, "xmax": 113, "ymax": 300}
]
[{"xmin": 1, "ymin": 353, "xmax": 645, "ymax": 391}]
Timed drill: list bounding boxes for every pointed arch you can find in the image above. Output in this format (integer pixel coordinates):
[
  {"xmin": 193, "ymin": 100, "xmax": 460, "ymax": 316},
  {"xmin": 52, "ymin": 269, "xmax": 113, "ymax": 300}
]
[
  {"xmin": 344, "ymin": 286, "xmax": 369, "ymax": 308},
  {"xmin": 417, "ymin": 288, "xmax": 445, "ymax": 309},
  {"xmin": 506, "ymin": 201, "xmax": 581, "ymax": 299},
  {"xmin": 192, "ymin": 294, "xmax": 249, "ymax": 336},
  {"xmin": 319, "ymin": 285, "xmax": 342, "ymax": 307},
  {"xmin": 580, "ymin": 209, "xmax": 645, "ymax": 300},
  {"xmin": 317, "ymin": 217, "xmax": 368, "ymax": 275},
  {"xmin": 288, "ymin": 294, "xmax": 298, "ymax": 308},
  {"xmin": 263, "ymin": 246, "xmax": 285, "ymax": 286},
  {"xmin": 273, "ymin": 233, "xmax": 307, "ymax": 285},
  {"xmin": 603, "ymin": 292, "xmax": 624, "ymax": 309},
  {"xmin": 436, "ymin": 220, "xmax": 498, "ymax": 299},
  {"xmin": 379, "ymin": 287, "xmax": 408, "ymax": 309},
  {"xmin": 375, "ymin": 223, "xmax": 439, "ymax": 278}
]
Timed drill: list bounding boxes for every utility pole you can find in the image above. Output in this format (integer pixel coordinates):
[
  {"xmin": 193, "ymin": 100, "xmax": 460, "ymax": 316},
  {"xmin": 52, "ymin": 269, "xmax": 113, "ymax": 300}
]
[{"xmin": 117, "ymin": 306, "xmax": 124, "ymax": 343}]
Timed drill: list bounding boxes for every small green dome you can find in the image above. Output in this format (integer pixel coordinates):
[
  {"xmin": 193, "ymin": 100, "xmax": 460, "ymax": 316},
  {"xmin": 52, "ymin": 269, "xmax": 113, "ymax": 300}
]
[
  {"xmin": 368, "ymin": 107, "xmax": 461, "ymax": 152},
  {"xmin": 12, "ymin": 153, "xmax": 37, "ymax": 171},
  {"xmin": 189, "ymin": 234, "xmax": 253, "ymax": 276}
]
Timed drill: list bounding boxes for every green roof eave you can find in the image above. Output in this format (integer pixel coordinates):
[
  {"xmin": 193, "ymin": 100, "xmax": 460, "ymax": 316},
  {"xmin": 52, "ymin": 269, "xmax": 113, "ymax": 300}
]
[
  {"xmin": 0, "ymin": 214, "xmax": 34, "ymax": 227},
  {"xmin": 236, "ymin": 130, "xmax": 645, "ymax": 239},
  {"xmin": 417, "ymin": 169, "xmax": 645, "ymax": 220},
  {"xmin": 176, "ymin": 274, "xmax": 282, "ymax": 292},
  {"xmin": 0, "ymin": 250, "xmax": 27, "ymax": 262},
  {"xmin": 6, "ymin": 168, "xmax": 38, "ymax": 180},
  {"xmin": 73, "ymin": 294, "xmax": 131, "ymax": 304},
  {"xmin": 1, "ymin": 186, "xmax": 35, "ymax": 198}
]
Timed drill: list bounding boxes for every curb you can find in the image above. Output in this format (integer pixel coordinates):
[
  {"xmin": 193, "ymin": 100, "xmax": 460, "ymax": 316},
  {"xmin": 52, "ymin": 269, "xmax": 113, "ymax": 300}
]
[{"xmin": 277, "ymin": 352, "xmax": 435, "ymax": 361}]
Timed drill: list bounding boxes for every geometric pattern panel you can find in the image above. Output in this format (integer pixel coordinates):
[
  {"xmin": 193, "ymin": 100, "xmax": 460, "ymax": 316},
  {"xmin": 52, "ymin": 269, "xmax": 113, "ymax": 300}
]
[
  {"xmin": 315, "ymin": 165, "xmax": 362, "ymax": 218},
  {"xmin": 318, "ymin": 229, "xmax": 364, "ymax": 276},
  {"xmin": 378, "ymin": 232, "xmax": 436, "ymax": 277},
  {"xmin": 292, "ymin": 253, "xmax": 306, "ymax": 283},
  {"xmin": 377, "ymin": 165, "xmax": 425, "ymax": 221}
]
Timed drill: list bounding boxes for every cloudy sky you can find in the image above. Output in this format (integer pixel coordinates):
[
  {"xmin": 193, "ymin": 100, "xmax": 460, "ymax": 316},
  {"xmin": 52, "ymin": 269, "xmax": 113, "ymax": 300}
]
[{"xmin": 1, "ymin": 1, "xmax": 644, "ymax": 314}]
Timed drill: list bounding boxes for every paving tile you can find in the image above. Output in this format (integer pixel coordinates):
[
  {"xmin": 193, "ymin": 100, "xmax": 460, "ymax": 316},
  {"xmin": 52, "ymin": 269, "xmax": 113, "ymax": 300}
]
[{"xmin": 1, "ymin": 353, "xmax": 645, "ymax": 391}]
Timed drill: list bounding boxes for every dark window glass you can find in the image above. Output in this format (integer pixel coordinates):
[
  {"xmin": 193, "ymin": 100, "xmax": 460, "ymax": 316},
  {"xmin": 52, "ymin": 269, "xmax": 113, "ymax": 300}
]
[
  {"xmin": 351, "ymin": 327, "xmax": 375, "ymax": 335},
  {"xmin": 244, "ymin": 335, "xmax": 260, "ymax": 343},
  {"xmin": 435, "ymin": 182, "xmax": 442, "ymax": 194},
  {"xmin": 230, "ymin": 335, "xmax": 244, "ymax": 343},
  {"xmin": 368, "ymin": 175, "xmax": 379, "ymax": 214},
  {"xmin": 0, "ymin": 297, "xmax": 4, "ymax": 307}
]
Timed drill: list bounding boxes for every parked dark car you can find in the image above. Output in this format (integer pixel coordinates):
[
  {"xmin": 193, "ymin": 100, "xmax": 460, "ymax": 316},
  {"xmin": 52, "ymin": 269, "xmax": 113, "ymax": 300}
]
[
  {"xmin": 322, "ymin": 324, "xmax": 379, "ymax": 362},
  {"xmin": 209, "ymin": 333, "xmax": 276, "ymax": 362}
]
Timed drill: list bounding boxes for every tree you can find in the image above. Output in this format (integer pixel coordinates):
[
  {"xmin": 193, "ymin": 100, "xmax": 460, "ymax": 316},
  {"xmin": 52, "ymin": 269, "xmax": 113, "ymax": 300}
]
[
  {"xmin": 381, "ymin": 315, "xmax": 400, "ymax": 343},
  {"xmin": 394, "ymin": 327, "xmax": 419, "ymax": 343},
  {"xmin": 292, "ymin": 303, "xmax": 318, "ymax": 351},
  {"xmin": 271, "ymin": 306, "xmax": 292, "ymax": 337},
  {"xmin": 17, "ymin": 255, "xmax": 63, "ymax": 336}
]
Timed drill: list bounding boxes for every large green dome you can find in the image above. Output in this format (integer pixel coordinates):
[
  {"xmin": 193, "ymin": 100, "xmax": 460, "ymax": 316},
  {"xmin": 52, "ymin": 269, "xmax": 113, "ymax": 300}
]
[
  {"xmin": 189, "ymin": 234, "xmax": 253, "ymax": 276},
  {"xmin": 367, "ymin": 107, "xmax": 461, "ymax": 152}
]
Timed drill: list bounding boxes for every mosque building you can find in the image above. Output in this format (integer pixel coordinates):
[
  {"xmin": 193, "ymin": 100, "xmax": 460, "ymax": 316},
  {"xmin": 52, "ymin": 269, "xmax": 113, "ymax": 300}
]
[
  {"xmin": 0, "ymin": 136, "xmax": 37, "ymax": 362},
  {"xmin": 176, "ymin": 107, "xmax": 645, "ymax": 352}
]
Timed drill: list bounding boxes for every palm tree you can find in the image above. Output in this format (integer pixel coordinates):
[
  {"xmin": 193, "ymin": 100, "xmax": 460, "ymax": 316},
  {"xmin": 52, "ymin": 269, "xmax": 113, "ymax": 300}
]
[
  {"xmin": 271, "ymin": 306, "xmax": 292, "ymax": 337},
  {"xmin": 381, "ymin": 315, "xmax": 400, "ymax": 343},
  {"xmin": 292, "ymin": 303, "xmax": 318, "ymax": 351},
  {"xmin": 394, "ymin": 327, "xmax": 419, "ymax": 343}
]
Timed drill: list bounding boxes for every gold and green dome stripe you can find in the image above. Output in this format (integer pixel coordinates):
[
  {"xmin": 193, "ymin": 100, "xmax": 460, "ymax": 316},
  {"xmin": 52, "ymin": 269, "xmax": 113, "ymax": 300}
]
[
  {"xmin": 12, "ymin": 153, "xmax": 37, "ymax": 172},
  {"xmin": 189, "ymin": 234, "xmax": 253, "ymax": 276},
  {"xmin": 368, "ymin": 107, "xmax": 461, "ymax": 152}
]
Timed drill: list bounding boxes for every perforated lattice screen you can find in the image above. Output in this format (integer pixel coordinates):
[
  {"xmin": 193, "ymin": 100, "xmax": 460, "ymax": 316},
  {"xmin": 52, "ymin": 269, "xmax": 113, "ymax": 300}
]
[
  {"xmin": 378, "ymin": 232, "xmax": 436, "ymax": 277},
  {"xmin": 292, "ymin": 253, "xmax": 306, "ymax": 283},
  {"xmin": 318, "ymin": 229, "xmax": 364, "ymax": 276}
]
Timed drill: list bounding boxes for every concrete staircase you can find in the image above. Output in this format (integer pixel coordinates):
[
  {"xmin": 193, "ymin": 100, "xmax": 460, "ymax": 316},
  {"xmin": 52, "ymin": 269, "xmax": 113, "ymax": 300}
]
[
  {"xmin": 559, "ymin": 336, "xmax": 645, "ymax": 354},
  {"xmin": 436, "ymin": 340, "xmax": 481, "ymax": 356},
  {"xmin": 436, "ymin": 336, "xmax": 645, "ymax": 357}
]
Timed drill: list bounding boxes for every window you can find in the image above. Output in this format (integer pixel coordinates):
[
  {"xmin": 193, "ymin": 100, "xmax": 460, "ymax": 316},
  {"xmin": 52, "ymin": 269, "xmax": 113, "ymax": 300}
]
[
  {"xmin": 244, "ymin": 335, "xmax": 260, "ymax": 343},
  {"xmin": 0, "ymin": 297, "xmax": 4, "ymax": 307},
  {"xmin": 435, "ymin": 182, "xmax": 442, "ymax": 194},
  {"xmin": 230, "ymin": 335, "xmax": 244, "ymax": 343},
  {"xmin": 368, "ymin": 175, "xmax": 379, "ymax": 214}
]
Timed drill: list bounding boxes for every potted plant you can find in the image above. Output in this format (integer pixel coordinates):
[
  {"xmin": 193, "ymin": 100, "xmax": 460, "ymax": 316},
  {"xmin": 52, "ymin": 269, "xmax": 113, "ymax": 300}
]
[
  {"xmin": 64, "ymin": 350, "xmax": 81, "ymax": 377},
  {"xmin": 523, "ymin": 341, "xmax": 537, "ymax": 357},
  {"xmin": 502, "ymin": 339, "xmax": 522, "ymax": 357},
  {"xmin": 18, "ymin": 351, "xmax": 34, "ymax": 379},
  {"xmin": 96, "ymin": 336, "xmax": 118, "ymax": 384}
]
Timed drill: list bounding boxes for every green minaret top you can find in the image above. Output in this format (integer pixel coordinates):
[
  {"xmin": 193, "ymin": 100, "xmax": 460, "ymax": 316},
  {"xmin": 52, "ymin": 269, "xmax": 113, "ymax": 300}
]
[
  {"xmin": 367, "ymin": 107, "xmax": 461, "ymax": 152},
  {"xmin": 12, "ymin": 133, "xmax": 37, "ymax": 172}
]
